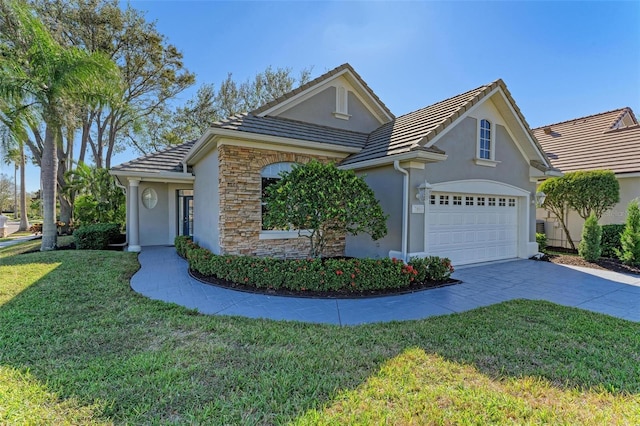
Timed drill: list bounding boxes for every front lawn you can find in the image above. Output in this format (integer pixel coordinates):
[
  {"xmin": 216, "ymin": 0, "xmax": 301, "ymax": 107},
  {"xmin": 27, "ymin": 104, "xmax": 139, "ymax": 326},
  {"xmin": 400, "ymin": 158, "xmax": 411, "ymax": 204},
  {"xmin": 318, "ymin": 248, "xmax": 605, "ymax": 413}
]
[{"xmin": 1, "ymin": 241, "xmax": 639, "ymax": 424}]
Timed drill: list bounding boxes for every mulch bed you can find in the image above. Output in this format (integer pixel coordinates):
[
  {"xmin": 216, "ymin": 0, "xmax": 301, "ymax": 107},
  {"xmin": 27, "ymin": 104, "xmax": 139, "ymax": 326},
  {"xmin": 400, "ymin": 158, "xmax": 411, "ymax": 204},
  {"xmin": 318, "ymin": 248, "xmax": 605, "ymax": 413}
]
[
  {"xmin": 539, "ymin": 252, "xmax": 640, "ymax": 276},
  {"xmin": 189, "ymin": 269, "xmax": 461, "ymax": 299}
]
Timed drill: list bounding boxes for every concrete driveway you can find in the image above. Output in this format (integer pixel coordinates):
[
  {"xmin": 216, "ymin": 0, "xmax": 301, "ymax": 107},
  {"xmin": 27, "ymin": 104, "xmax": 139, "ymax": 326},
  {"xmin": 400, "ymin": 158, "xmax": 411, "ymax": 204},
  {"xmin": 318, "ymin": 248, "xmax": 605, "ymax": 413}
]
[{"xmin": 131, "ymin": 246, "xmax": 640, "ymax": 325}]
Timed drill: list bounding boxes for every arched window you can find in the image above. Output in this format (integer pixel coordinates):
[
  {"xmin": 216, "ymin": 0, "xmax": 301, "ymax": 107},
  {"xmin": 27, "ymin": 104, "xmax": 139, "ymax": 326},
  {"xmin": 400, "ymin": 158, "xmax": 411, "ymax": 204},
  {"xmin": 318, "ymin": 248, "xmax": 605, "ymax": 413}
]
[
  {"xmin": 479, "ymin": 119, "xmax": 491, "ymax": 160},
  {"xmin": 261, "ymin": 162, "xmax": 296, "ymax": 230}
]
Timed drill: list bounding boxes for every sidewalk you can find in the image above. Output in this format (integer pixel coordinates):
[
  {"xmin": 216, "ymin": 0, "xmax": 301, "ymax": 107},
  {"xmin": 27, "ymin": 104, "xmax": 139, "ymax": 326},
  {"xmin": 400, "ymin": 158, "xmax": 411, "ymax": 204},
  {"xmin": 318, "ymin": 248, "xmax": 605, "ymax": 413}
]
[{"xmin": 0, "ymin": 220, "xmax": 39, "ymax": 249}]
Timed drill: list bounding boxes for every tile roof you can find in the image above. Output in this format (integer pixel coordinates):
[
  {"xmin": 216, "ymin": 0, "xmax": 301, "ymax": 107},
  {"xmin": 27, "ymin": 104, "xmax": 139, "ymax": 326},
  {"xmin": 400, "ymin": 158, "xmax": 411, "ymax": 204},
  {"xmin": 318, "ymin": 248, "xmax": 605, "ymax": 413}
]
[
  {"xmin": 533, "ymin": 108, "xmax": 640, "ymax": 174},
  {"xmin": 111, "ymin": 71, "xmax": 552, "ymax": 174},
  {"xmin": 209, "ymin": 113, "xmax": 368, "ymax": 149},
  {"xmin": 110, "ymin": 140, "xmax": 196, "ymax": 174},
  {"xmin": 251, "ymin": 63, "xmax": 394, "ymax": 120},
  {"xmin": 342, "ymin": 79, "xmax": 536, "ymax": 165}
]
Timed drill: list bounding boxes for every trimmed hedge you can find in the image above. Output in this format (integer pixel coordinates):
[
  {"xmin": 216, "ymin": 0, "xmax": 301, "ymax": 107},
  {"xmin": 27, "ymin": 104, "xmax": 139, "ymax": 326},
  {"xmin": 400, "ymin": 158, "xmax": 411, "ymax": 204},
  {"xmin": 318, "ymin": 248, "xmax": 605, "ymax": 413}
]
[
  {"xmin": 175, "ymin": 236, "xmax": 454, "ymax": 293},
  {"xmin": 74, "ymin": 223, "xmax": 121, "ymax": 250},
  {"xmin": 601, "ymin": 224, "xmax": 625, "ymax": 259},
  {"xmin": 536, "ymin": 233, "xmax": 547, "ymax": 253}
]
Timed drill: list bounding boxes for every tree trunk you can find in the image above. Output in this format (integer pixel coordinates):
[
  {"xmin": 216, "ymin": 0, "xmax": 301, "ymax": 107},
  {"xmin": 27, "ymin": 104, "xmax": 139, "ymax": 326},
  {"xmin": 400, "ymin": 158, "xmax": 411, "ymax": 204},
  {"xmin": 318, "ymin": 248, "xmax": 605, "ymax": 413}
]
[
  {"xmin": 13, "ymin": 164, "xmax": 18, "ymax": 219},
  {"xmin": 41, "ymin": 125, "xmax": 58, "ymax": 251},
  {"xmin": 57, "ymin": 133, "xmax": 72, "ymax": 234},
  {"xmin": 18, "ymin": 143, "xmax": 29, "ymax": 231},
  {"xmin": 58, "ymin": 194, "xmax": 72, "ymax": 233},
  {"xmin": 559, "ymin": 214, "xmax": 576, "ymax": 251}
]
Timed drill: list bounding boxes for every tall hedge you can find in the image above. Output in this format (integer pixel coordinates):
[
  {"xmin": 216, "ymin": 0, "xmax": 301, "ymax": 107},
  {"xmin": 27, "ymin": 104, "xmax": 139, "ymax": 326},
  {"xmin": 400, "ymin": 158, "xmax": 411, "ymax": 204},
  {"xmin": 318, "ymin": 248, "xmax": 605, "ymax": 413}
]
[
  {"xmin": 601, "ymin": 224, "xmax": 625, "ymax": 259},
  {"xmin": 74, "ymin": 223, "xmax": 120, "ymax": 250}
]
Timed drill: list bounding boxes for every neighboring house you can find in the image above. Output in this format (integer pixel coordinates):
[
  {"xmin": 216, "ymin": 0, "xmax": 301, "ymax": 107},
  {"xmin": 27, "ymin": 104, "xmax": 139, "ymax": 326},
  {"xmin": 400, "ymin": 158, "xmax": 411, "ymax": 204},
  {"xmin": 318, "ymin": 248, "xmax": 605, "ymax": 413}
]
[
  {"xmin": 110, "ymin": 63, "xmax": 556, "ymax": 266},
  {"xmin": 534, "ymin": 108, "xmax": 640, "ymax": 248}
]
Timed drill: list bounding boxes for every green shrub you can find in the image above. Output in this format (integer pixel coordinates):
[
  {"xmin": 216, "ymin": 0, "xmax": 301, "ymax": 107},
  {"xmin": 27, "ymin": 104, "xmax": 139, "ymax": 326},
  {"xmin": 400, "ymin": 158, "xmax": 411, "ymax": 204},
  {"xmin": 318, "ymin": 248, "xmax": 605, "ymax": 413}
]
[
  {"xmin": 617, "ymin": 200, "xmax": 640, "ymax": 266},
  {"xmin": 74, "ymin": 223, "xmax": 121, "ymax": 250},
  {"xmin": 601, "ymin": 224, "xmax": 625, "ymax": 259},
  {"xmin": 174, "ymin": 237, "xmax": 454, "ymax": 293},
  {"xmin": 175, "ymin": 235, "xmax": 193, "ymax": 257},
  {"xmin": 409, "ymin": 256, "xmax": 454, "ymax": 282},
  {"xmin": 578, "ymin": 213, "xmax": 602, "ymax": 262},
  {"xmin": 536, "ymin": 233, "xmax": 547, "ymax": 253}
]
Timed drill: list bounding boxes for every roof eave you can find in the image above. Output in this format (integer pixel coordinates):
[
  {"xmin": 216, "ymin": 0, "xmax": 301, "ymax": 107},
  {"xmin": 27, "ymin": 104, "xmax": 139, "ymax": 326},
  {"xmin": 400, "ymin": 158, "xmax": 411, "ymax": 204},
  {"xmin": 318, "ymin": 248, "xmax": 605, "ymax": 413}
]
[
  {"xmin": 109, "ymin": 169, "xmax": 195, "ymax": 183},
  {"xmin": 339, "ymin": 150, "xmax": 448, "ymax": 171}
]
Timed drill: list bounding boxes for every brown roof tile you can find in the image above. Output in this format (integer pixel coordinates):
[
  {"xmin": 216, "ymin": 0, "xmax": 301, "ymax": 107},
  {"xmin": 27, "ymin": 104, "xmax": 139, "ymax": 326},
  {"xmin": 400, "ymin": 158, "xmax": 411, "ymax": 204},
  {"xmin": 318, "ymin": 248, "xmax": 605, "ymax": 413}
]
[
  {"xmin": 341, "ymin": 78, "xmax": 550, "ymax": 166},
  {"xmin": 342, "ymin": 80, "xmax": 512, "ymax": 165},
  {"xmin": 210, "ymin": 113, "xmax": 368, "ymax": 149},
  {"xmin": 110, "ymin": 140, "xmax": 196, "ymax": 174},
  {"xmin": 533, "ymin": 108, "xmax": 640, "ymax": 174}
]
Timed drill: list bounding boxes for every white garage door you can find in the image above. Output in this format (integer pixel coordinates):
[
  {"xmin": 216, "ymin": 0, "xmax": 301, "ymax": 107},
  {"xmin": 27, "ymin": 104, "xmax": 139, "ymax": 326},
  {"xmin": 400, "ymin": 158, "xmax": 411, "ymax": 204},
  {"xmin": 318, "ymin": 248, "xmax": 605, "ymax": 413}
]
[{"xmin": 427, "ymin": 193, "xmax": 518, "ymax": 266}]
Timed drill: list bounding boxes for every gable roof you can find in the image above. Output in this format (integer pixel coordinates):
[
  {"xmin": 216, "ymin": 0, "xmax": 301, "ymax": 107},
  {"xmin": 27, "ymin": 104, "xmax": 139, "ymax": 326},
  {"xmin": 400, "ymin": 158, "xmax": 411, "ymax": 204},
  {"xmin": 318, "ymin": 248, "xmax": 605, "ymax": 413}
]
[
  {"xmin": 208, "ymin": 113, "xmax": 368, "ymax": 149},
  {"xmin": 533, "ymin": 107, "xmax": 640, "ymax": 174},
  {"xmin": 110, "ymin": 140, "xmax": 196, "ymax": 174},
  {"xmin": 111, "ymin": 67, "xmax": 554, "ymax": 176},
  {"xmin": 252, "ymin": 63, "xmax": 394, "ymax": 122},
  {"xmin": 341, "ymin": 79, "xmax": 550, "ymax": 167}
]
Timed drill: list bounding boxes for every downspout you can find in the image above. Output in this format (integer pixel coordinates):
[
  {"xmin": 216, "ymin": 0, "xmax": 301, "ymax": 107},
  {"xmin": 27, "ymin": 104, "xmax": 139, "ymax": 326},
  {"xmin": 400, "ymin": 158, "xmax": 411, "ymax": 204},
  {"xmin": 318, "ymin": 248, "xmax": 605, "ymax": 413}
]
[{"xmin": 393, "ymin": 160, "xmax": 409, "ymax": 263}]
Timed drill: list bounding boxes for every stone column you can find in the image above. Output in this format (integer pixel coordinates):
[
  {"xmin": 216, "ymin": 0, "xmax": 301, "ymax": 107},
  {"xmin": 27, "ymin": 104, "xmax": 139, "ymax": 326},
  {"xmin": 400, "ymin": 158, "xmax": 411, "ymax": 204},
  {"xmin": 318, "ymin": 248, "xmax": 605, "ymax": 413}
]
[{"xmin": 127, "ymin": 178, "xmax": 141, "ymax": 252}]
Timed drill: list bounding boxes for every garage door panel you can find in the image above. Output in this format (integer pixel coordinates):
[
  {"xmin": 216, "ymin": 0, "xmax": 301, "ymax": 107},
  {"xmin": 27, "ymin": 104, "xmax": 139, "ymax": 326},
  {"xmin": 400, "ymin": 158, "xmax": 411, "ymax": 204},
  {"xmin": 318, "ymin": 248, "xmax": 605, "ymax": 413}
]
[{"xmin": 428, "ymin": 192, "xmax": 518, "ymax": 265}]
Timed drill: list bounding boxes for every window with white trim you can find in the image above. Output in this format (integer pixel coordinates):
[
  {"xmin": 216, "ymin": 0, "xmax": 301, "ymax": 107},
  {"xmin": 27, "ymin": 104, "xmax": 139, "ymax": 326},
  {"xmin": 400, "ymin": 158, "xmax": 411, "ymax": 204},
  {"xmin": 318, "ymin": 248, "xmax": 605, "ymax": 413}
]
[
  {"xmin": 430, "ymin": 194, "xmax": 436, "ymax": 205},
  {"xmin": 261, "ymin": 162, "xmax": 296, "ymax": 230},
  {"xmin": 488, "ymin": 197, "xmax": 496, "ymax": 206},
  {"xmin": 465, "ymin": 196, "xmax": 474, "ymax": 206},
  {"xmin": 499, "ymin": 198, "xmax": 506, "ymax": 207},
  {"xmin": 439, "ymin": 195, "xmax": 449, "ymax": 205},
  {"xmin": 508, "ymin": 198, "xmax": 516, "ymax": 207},
  {"xmin": 453, "ymin": 195, "xmax": 462, "ymax": 205},
  {"xmin": 479, "ymin": 119, "xmax": 491, "ymax": 160},
  {"xmin": 477, "ymin": 197, "xmax": 486, "ymax": 206}
]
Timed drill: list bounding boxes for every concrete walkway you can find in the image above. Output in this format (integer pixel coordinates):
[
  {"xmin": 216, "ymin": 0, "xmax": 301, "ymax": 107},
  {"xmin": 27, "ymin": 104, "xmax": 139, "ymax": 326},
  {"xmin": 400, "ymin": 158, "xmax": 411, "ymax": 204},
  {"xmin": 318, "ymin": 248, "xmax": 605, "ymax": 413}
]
[
  {"xmin": 131, "ymin": 246, "xmax": 640, "ymax": 325},
  {"xmin": 0, "ymin": 221, "xmax": 39, "ymax": 249}
]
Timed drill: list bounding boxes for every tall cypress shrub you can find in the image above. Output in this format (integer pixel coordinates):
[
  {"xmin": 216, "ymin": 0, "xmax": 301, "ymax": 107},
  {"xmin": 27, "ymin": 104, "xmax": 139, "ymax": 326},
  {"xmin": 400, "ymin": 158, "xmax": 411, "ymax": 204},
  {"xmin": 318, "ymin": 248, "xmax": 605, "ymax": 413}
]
[
  {"xmin": 618, "ymin": 200, "xmax": 640, "ymax": 266},
  {"xmin": 578, "ymin": 213, "xmax": 602, "ymax": 262}
]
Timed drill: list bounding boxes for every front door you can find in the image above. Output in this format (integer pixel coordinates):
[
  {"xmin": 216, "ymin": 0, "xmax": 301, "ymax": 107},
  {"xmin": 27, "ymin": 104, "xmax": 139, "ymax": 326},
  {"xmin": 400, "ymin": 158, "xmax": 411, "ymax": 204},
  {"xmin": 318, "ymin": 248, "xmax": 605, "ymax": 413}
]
[{"xmin": 182, "ymin": 195, "xmax": 193, "ymax": 236}]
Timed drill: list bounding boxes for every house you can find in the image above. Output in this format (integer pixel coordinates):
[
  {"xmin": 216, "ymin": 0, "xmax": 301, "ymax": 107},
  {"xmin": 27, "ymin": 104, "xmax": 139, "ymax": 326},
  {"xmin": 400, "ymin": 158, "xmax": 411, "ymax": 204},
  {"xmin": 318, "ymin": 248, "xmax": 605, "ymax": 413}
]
[
  {"xmin": 534, "ymin": 108, "xmax": 640, "ymax": 247},
  {"xmin": 110, "ymin": 63, "xmax": 557, "ymax": 266}
]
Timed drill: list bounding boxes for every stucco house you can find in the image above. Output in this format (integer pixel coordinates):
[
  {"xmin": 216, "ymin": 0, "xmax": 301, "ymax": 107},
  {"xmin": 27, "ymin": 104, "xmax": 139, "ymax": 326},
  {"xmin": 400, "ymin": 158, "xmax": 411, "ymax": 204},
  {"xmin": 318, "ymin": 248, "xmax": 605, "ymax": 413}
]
[
  {"xmin": 110, "ymin": 63, "xmax": 557, "ymax": 266},
  {"xmin": 534, "ymin": 108, "xmax": 640, "ymax": 247}
]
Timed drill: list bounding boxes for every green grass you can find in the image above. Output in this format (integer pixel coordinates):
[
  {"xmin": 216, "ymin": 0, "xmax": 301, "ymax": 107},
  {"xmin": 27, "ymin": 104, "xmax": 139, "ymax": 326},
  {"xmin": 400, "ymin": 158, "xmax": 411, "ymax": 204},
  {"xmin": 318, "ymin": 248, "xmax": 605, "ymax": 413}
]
[{"xmin": 1, "ymin": 241, "xmax": 639, "ymax": 424}]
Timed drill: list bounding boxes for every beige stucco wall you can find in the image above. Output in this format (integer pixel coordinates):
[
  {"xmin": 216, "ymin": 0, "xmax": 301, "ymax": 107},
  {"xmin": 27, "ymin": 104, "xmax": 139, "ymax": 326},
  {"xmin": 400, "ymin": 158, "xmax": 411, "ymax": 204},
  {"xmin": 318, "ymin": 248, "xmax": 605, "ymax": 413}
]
[
  {"xmin": 345, "ymin": 165, "xmax": 403, "ymax": 258},
  {"xmin": 138, "ymin": 182, "xmax": 169, "ymax": 246},
  {"xmin": 135, "ymin": 181, "xmax": 194, "ymax": 246},
  {"xmin": 278, "ymin": 85, "xmax": 382, "ymax": 133},
  {"xmin": 538, "ymin": 175, "xmax": 640, "ymax": 248},
  {"xmin": 346, "ymin": 107, "xmax": 539, "ymax": 260},
  {"xmin": 423, "ymin": 116, "xmax": 537, "ymax": 242},
  {"xmin": 193, "ymin": 149, "xmax": 220, "ymax": 253}
]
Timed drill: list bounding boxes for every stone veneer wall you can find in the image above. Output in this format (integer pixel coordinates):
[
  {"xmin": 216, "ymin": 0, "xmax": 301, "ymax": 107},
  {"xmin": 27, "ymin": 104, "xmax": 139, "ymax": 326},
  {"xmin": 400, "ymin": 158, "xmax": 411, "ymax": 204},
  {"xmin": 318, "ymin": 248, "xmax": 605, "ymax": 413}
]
[{"xmin": 217, "ymin": 145, "xmax": 346, "ymax": 258}]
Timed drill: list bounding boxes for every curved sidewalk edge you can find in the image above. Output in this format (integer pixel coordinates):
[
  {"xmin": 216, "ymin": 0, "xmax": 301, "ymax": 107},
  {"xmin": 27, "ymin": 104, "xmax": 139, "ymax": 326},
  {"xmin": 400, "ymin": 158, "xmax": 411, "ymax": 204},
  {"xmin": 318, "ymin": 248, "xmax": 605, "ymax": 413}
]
[{"xmin": 131, "ymin": 246, "xmax": 640, "ymax": 325}]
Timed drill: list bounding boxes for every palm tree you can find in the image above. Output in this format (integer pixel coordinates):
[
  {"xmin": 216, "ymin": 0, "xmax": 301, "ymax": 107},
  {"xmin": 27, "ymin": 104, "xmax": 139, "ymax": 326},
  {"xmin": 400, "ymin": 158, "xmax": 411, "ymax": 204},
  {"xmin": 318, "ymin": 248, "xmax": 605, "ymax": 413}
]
[
  {"xmin": 0, "ymin": 0, "xmax": 120, "ymax": 250},
  {"xmin": 0, "ymin": 120, "xmax": 30, "ymax": 231}
]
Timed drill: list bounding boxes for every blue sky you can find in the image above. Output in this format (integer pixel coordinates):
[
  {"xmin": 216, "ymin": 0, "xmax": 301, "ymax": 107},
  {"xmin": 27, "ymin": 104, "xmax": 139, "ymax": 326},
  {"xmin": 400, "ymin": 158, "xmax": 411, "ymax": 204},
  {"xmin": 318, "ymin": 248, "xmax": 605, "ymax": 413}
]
[{"xmin": 7, "ymin": 0, "xmax": 640, "ymax": 192}]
